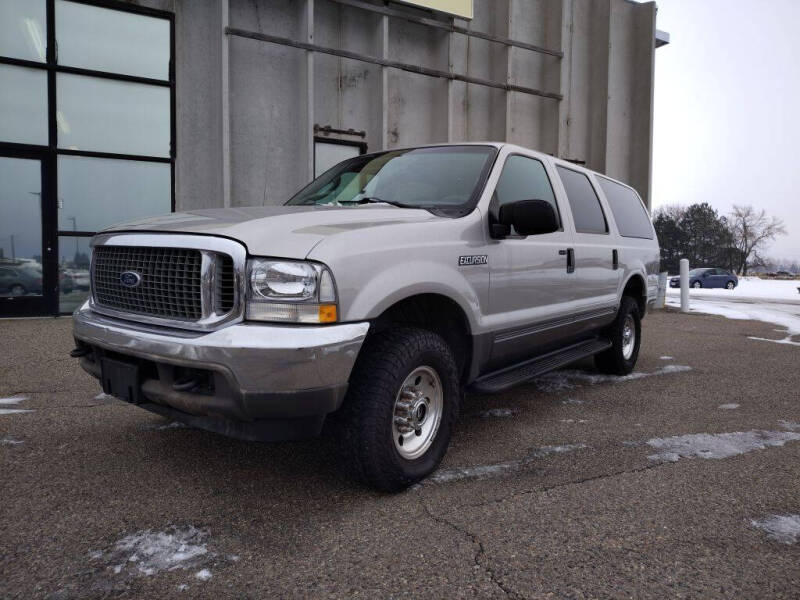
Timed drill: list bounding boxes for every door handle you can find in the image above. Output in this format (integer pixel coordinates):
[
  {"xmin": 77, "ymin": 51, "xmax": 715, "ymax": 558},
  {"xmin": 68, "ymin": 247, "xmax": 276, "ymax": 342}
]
[
  {"xmin": 560, "ymin": 248, "xmax": 575, "ymax": 273},
  {"xmin": 612, "ymin": 249, "xmax": 619, "ymax": 270}
]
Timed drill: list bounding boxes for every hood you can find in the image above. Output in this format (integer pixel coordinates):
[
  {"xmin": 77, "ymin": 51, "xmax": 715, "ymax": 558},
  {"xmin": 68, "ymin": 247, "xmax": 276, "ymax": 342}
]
[{"xmin": 102, "ymin": 205, "xmax": 444, "ymax": 258}]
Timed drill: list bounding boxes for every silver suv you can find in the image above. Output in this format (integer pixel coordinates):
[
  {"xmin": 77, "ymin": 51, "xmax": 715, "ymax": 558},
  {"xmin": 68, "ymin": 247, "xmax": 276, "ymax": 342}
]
[{"xmin": 72, "ymin": 143, "xmax": 659, "ymax": 490}]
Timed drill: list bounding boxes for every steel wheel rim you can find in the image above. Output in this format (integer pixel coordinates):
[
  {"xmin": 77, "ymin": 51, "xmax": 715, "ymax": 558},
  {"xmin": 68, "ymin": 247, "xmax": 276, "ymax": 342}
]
[
  {"xmin": 621, "ymin": 314, "xmax": 636, "ymax": 360},
  {"xmin": 392, "ymin": 366, "xmax": 443, "ymax": 460}
]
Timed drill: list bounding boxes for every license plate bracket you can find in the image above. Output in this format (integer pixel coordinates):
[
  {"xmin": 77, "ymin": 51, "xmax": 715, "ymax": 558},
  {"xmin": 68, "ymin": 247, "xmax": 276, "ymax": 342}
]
[{"xmin": 100, "ymin": 357, "xmax": 141, "ymax": 404}]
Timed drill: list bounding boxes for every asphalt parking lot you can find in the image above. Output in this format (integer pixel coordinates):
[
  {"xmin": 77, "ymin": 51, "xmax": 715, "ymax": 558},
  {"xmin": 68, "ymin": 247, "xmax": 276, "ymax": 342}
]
[{"xmin": 1, "ymin": 309, "xmax": 799, "ymax": 599}]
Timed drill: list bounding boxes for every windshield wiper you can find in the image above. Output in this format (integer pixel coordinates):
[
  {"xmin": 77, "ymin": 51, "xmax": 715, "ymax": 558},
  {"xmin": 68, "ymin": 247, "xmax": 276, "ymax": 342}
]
[{"xmin": 355, "ymin": 196, "xmax": 418, "ymax": 209}]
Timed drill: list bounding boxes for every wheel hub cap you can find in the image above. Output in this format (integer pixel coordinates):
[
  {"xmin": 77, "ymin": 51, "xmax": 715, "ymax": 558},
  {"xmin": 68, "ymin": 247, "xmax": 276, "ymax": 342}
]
[
  {"xmin": 392, "ymin": 366, "xmax": 443, "ymax": 460},
  {"xmin": 622, "ymin": 315, "xmax": 636, "ymax": 360}
]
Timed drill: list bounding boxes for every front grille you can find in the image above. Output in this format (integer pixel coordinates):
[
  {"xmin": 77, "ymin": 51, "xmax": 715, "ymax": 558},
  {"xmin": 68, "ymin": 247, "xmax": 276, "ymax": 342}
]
[
  {"xmin": 93, "ymin": 246, "xmax": 203, "ymax": 321},
  {"xmin": 215, "ymin": 255, "xmax": 235, "ymax": 314}
]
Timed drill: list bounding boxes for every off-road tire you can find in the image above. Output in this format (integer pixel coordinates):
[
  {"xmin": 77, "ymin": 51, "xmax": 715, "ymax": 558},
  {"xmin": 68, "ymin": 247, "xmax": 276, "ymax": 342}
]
[
  {"xmin": 594, "ymin": 296, "xmax": 641, "ymax": 376},
  {"xmin": 336, "ymin": 326, "xmax": 461, "ymax": 492}
]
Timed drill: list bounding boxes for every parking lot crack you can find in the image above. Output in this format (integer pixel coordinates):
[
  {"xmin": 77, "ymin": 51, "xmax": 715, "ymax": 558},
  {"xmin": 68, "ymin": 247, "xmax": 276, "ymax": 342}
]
[
  {"xmin": 420, "ymin": 501, "xmax": 525, "ymax": 599},
  {"xmin": 465, "ymin": 461, "xmax": 670, "ymax": 510}
]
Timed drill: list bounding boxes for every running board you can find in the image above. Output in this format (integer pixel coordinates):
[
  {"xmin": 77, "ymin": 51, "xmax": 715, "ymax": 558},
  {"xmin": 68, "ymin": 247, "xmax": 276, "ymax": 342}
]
[{"xmin": 469, "ymin": 338, "xmax": 612, "ymax": 394}]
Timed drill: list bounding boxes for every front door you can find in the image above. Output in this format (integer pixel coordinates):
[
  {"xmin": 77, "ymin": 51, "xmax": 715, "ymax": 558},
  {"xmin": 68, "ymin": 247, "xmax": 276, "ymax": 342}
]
[
  {"xmin": 0, "ymin": 152, "xmax": 56, "ymax": 316},
  {"xmin": 487, "ymin": 153, "xmax": 576, "ymax": 370}
]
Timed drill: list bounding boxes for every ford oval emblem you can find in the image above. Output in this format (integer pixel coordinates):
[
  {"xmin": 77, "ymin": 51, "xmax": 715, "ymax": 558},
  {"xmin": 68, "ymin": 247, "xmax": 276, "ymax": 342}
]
[{"xmin": 120, "ymin": 271, "xmax": 142, "ymax": 288}]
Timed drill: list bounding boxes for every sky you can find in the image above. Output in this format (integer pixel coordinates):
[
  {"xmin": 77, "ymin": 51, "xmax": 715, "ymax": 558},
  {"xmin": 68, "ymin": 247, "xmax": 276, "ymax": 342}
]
[{"xmin": 651, "ymin": 0, "xmax": 800, "ymax": 261}]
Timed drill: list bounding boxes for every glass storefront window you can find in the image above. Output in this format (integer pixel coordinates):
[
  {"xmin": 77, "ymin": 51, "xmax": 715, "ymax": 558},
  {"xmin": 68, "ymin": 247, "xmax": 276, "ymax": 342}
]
[
  {"xmin": 0, "ymin": 157, "xmax": 43, "ymax": 298},
  {"xmin": 0, "ymin": 65, "xmax": 48, "ymax": 145},
  {"xmin": 0, "ymin": 0, "xmax": 47, "ymax": 62},
  {"xmin": 55, "ymin": 0, "xmax": 170, "ymax": 80},
  {"xmin": 57, "ymin": 73, "xmax": 170, "ymax": 157},
  {"xmin": 58, "ymin": 155, "xmax": 171, "ymax": 232},
  {"xmin": 58, "ymin": 235, "xmax": 92, "ymax": 313}
]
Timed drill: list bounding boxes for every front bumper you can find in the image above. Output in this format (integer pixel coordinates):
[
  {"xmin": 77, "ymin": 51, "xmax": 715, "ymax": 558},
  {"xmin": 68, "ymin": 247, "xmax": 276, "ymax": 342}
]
[{"xmin": 72, "ymin": 303, "xmax": 369, "ymax": 439}]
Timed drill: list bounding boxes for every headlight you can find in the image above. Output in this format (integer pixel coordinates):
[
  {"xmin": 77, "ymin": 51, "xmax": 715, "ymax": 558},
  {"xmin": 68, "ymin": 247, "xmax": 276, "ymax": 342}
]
[{"xmin": 246, "ymin": 259, "xmax": 338, "ymax": 324}]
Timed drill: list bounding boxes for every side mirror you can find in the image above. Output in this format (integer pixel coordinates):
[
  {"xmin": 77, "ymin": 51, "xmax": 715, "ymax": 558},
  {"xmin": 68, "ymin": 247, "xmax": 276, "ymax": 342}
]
[{"xmin": 492, "ymin": 200, "xmax": 559, "ymax": 238}]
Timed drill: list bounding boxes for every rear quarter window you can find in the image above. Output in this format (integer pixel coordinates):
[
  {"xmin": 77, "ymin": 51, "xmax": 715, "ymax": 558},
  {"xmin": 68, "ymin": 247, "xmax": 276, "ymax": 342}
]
[
  {"xmin": 556, "ymin": 166, "xmax": 608, "ymax": 234},
  {"xmin": 597, "ymin": 177, "xmax": 654, "ymax": 239}
]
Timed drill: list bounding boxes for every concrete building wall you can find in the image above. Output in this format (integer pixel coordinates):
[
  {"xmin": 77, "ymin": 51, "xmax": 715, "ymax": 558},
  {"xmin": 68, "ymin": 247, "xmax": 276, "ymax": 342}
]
[{"xmin": 163, "ymin": 0, "xmax": 660, "ymax": 211}]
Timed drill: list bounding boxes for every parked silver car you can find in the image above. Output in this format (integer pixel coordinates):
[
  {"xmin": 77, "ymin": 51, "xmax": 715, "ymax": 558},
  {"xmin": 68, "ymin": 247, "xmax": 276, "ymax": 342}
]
[{"xmin": 72, "ymin": 143, "xmax": 660, "ymax": 490}]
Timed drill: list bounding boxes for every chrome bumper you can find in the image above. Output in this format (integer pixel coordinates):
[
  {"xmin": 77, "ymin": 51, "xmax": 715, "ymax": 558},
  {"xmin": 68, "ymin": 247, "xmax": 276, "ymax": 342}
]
[{"xmin": 72, "ymin": 303, "xmax": 369, "ymax": 430}]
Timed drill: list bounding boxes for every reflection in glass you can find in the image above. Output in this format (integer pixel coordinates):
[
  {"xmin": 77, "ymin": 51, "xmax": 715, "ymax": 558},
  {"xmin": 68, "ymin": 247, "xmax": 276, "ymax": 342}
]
[
  {"xmin": 0, "ymin": 65, "xmax": 48, "ymax": 145},
  {"xmin": 58, "ymin": 235, "xmax": 92, "ymax": 313},
  {"xmin": 58, "ymin": 156, "xmax": 171, "ymax": 232},
  {"xmin": 0, "ymin": 157, "xmax": 43, "ymax": 297},
  {"xmin": 55, "ymin": 0, "xmax": 170, "ymax": 80},
  {"xmin": 57, "ymin": 73, "xmax": 170, "ymax": 157},
  {"xmin": 0, "ymin": 0, "xmax": 46, "ymax": 62}
]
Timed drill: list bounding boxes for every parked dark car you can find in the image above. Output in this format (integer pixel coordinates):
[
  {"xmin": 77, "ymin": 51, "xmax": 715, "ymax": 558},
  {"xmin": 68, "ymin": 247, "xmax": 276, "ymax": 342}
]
[
  {"xmin": 670, "ymin": 268, "xmax": 738, "ymax": 289},
  {"xmin": 0, "ymin": 265, "xmax": 44, "ymax": 296},
  {"xmin": 60, "ymin": 269, "xmax": 75, "ymax": 294}
]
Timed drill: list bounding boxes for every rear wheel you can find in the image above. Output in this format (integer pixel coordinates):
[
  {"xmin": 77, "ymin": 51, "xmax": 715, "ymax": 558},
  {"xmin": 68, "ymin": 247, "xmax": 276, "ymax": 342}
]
[
  {"xmin": 595, "ymin": 296, "xmax": 641, "ymax": 376},
  {"xmin": 726, "ymin": 281, "xmax": 735, "ymax": 290},
  {"xmin": 336, "ymin": 326, "xmax": 461, "ymax": 492},
  {"xmin": 10, "ymin": 284, "xmax": 26, "ymax": 296},
  {"xmin": 692, "ymin": 281, "xmax": 702, "ymax": 289}
]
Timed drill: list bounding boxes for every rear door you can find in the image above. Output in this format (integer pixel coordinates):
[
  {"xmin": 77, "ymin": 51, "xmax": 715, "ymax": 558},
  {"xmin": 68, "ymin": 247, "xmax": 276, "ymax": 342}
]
[
  {"xmin": 553, "ymin": 165, "xmax": 619, "ymax": 334},
  {"xmin": 708, "ymin": 269, "xmax": 727, "ymax": 288}
]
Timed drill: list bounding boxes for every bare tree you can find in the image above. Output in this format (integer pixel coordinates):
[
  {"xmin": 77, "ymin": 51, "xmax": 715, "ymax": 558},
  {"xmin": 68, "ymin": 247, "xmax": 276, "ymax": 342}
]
[{"xmin": 729, "ymin": 205, "xmax": 787, "ymax": 275}]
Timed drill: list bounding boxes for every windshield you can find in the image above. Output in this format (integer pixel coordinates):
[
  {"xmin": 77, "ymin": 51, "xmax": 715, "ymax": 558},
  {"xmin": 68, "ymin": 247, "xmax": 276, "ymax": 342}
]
[{"xmin": 286, "ymin": 145, "xmax": 496, "ymax": 213}]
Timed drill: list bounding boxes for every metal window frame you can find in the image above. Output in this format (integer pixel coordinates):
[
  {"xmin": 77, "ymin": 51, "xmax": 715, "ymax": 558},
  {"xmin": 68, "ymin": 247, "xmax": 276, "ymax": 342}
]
[{"xmin": 0, "ymin": 0, "xmax": 175, "ymax": 317}]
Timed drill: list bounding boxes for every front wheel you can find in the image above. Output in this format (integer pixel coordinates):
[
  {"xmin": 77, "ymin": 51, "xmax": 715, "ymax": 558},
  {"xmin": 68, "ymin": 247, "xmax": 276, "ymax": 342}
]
[
  {"xmin": 336, "ymin": 326, "xmax": 461, "ymax": 492},
  {"xmin": 726, "ymin": 281, "xmax": 736, "ymax": 290},
  {"xmin": 594, "ymin": 297, "xmax": 641, "ymax": 376}
]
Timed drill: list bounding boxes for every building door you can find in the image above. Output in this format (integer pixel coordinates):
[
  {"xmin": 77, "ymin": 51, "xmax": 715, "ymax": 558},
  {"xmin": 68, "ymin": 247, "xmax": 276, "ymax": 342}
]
[
  {"xmin": 0, "ymin": 0, "xmax": 174, "ymax": 318},
  {"xmin": 0, "ymin": 152, "xmax": 56, "ymax": 316}
]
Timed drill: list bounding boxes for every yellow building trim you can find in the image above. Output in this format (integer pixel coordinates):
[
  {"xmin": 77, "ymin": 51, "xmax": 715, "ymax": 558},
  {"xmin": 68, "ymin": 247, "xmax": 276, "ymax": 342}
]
[{"xmin": 395, "ymin": 0, "xmax": 473, "ymax": 20}]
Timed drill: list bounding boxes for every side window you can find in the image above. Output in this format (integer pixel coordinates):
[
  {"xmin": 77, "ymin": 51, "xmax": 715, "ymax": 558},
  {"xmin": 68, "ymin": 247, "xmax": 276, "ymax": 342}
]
[
  {"xmin": 596, "ymin": 176, "xmax": 654, "ymax": 239},
  {"xmin": 556, "ymin": 166, "xmax": 608, "ymax": 234},
  {"xmin": 494, "ymin": 155, "xmax": 560, "ymax": 232}
]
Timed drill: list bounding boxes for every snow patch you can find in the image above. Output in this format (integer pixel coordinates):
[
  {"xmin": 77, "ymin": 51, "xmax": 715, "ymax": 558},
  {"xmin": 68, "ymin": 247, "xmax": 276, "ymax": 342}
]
[
  {"xmin": 91, "ymin": 526, "xmax": 211, "ymax": 577},
  {"xmin": 778, "ymin": 421, "xmax": 800, "ymax": 431},
  {"xmin": 560, "ymin": 419, "xmax": 589, "ymax": 424},
  {"xmin": 534, "ymin": 365, "xmax": 691, "ymax": 393},
  {"xmin": 427, "ymin": 444, "xmax": 587, "ymax": 484},
  {"xmin": 1, "ymin": 437, "xmax": 23, "ymax": 445},
  {"xmin": 666, "ymin": 277, "xmax": 800, "ymax": 302},
  {"xmin": 751, "ymin": 515, "xmax": 800, "ymax": 544},
  {"xmin": 718, "ymin": 403, "xmax": 740, "ymax": 410},
  {"xmin": 659, "ymin": 356, "xmax": 674, "ymax": 360},
  {"xmin": 666, "ymin": 295, "xmax": 800, "ymax": 336},
  {"xmin": 195, "ymin": 569, "xmax": 212, "ymax": 581},
  {"xmin": 0, "ymin": 396, "xmax": 26, "ymax": 405},
  {"xmin": 646, "ymin": 430, "xmax": 800, "ymax": 462},
  {"xmin": 748, "ymin": 335, "xmax": 800, "ymax": 347},
  {"xmin": 0, "ymin": 408, "xmax": 32, "ymax": 416},
  {"xmin": 561, "ymin": 398, "xmax": 584, "ymax": 405},
  {"xmin": 141, "ymin": 421, "xmax": 188, "ymax": 431},
  {"xmin": 475, "ymin": 408, "xmax": 518, "ymax": 419}
]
